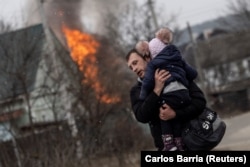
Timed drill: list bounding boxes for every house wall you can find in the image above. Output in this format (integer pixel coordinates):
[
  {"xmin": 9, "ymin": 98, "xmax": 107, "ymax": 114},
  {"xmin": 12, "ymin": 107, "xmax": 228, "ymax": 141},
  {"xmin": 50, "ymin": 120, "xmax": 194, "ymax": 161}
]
[
  {"xmin": 204, "ymin": 56, "xmax": 250, "ymax": 92},
  {"xmin": 183, "ymin": 30, "xmax": 250, "ymax": 113},
  {"xmin": 0, "ymin": 24, "xmax": 85, "ymax": 141},
  {"xmin": 15, "ymin": 27, "xmax": 82, "ymax": 128}
]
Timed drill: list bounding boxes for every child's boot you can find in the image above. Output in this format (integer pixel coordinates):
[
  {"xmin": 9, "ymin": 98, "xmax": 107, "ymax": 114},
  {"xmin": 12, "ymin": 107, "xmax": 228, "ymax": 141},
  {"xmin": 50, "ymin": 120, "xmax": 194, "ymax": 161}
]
[
  {"xmin": 174, "ymin": 137, "xmax": 185, "ymax": 151},
  {"xmin": 162, "ymin": 134, "xmax": 177, "ymax": 151}
]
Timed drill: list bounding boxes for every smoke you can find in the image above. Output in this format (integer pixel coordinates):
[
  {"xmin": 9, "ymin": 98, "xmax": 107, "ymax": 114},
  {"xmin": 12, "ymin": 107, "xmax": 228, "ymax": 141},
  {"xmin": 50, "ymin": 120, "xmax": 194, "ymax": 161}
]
[
  {"xmin": 77, "ymin": 0, "xmax": 130, "ymax": 34},
  {"xmin": 44, "ymin": 0, "xmax": 83, "ymax": 30},
  {"xmin": 26, "ymin": 0, "xmax": 130, "ymax": 35}
]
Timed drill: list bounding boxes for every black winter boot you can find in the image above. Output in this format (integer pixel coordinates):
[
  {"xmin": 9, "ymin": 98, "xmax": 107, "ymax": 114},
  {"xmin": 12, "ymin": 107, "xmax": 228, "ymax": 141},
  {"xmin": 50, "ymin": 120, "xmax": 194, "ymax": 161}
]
[
  {"xmin": 162, "ymin": 134, "xmax": 177, "ymax": 151},
  {"xmin": 174, "ymin": 137, "xmax": 185, "ymax": 151}
]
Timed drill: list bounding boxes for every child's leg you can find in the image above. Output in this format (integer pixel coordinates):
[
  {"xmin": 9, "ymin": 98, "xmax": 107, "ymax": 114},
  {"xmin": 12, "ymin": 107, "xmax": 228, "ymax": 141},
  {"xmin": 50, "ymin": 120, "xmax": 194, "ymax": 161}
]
[
  {"xmin": 161, "ymin": 120, "xmax": 177, "ymax": 151},
  {"xmin": 172, "ymin": 119, "xmax": 185, "ymax": 151},
  {"xmin": 162, "ymin": 89, "xmax": 191, "ymax": 109}
]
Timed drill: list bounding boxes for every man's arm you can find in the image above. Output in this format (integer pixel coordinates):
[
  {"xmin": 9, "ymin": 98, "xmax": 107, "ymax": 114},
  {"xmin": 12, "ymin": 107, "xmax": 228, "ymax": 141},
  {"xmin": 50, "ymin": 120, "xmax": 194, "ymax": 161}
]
[
  {"xmin": 130, "ymin": 69, "xmax": 170, "ymax": 123},
  {"xmin": 130, "ymin": 86, "xmax": 160, "ymax": 123}
]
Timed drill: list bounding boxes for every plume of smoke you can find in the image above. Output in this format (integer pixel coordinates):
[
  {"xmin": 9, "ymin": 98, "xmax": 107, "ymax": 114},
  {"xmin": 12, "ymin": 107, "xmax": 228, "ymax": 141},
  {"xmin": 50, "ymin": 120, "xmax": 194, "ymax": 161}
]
[
  {"xmin": 26, "ymin": 0, "xmax": 84, "ymax": 31},
  {"xmin": 44, "ymin": 0, "xmax": 83, "ymax": 30},
  {"xmin": 25, "ymin": 0, "xmax": 84, "ymax": 45},
  {"xmin": 26, "ymin": 0, "xmax": 130, "ymax": 35},
  {"xmin": 81, "ymin": 0, "xmax": 130, "ymax": 34}
]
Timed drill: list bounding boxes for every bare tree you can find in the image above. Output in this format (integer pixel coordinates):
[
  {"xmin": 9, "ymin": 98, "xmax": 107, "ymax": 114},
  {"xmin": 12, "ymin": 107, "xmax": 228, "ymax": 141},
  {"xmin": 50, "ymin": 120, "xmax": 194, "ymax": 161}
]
[
  {"xmin": 103, "ymin": 0, "xmax": 179, "ymax": 55},
  {"xmin": 222, "ymin": 0, "xmax": 250, "ymax": 30},
  {"xmin": 0, "ymin": 21, "xmax": 12, "ymax": 34}
]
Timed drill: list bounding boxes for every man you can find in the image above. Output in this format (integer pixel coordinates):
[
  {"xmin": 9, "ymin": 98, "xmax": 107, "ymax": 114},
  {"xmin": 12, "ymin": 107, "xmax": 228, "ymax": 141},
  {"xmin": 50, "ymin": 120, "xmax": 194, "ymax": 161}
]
[{"xmin": 126, "ymin": 48, "xmax": 206, "ymax": 151}]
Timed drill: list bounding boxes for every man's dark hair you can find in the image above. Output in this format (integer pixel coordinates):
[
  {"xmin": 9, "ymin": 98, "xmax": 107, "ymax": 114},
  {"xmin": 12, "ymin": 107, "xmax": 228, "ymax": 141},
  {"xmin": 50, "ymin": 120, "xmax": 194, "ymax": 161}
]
[{"xmin": 125, "ymin": 48, "xmax": 149, "ymax": 62}]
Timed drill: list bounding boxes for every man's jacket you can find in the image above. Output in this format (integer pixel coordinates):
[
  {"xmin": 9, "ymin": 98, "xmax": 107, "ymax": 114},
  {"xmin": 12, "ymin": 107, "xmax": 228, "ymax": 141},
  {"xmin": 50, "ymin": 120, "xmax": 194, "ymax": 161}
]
[{"xmin": 130, "ymin": 80, "xmax": 206, "ymax": 150}]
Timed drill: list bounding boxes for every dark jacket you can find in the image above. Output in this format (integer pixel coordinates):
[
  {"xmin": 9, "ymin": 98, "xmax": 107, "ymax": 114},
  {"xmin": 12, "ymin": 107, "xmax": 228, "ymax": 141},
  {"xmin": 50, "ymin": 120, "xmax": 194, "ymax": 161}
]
[
  {"xmin": 140, "ymin": 44, "xmax": 197, "ymax": 100},
  {"xmin": 130, "ymin": 79, "xmax": 206, "ymax": 150}
]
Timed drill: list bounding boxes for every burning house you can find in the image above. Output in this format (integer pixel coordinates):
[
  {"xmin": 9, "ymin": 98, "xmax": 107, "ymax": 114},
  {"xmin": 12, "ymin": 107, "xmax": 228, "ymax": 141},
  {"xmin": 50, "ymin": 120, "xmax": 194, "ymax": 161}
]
[
  {"xmin": 0, "ymin": 4, "xmax": 147, "ymax": 164},
  {"xmin": 0, "ymin": 20, "xmax": 124, "ymax": 142},
  {"xmin": 0, "ymin": 0, "xmax": 125, "ymax": 141},
  {"xmin": 0, "ymin": 11, "xmax": 125, "ymax": 143}
]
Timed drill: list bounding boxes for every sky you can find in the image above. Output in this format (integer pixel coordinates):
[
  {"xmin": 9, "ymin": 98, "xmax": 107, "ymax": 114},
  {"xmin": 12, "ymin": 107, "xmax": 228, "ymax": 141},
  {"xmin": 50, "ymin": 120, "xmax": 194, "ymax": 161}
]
[
  {"xmin": 140, "ymin": 0, "xmax": 236, "ymax": 29},
  {"xmin": 0, "ymin": 0, "xmax": 238, "ymax": 31},
  {"xmin": 0, "ymin": 0, "xmax": 28, "ymax": 27}
]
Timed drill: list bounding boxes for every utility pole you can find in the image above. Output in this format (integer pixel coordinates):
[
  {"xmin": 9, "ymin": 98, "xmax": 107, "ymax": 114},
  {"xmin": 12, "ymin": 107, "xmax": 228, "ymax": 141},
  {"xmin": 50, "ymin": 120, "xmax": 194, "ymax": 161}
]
[
  {"xmin": 147, "ymin": 0, "xmax": 159, "ymax": 30},
  {"xmin": 187, "ymin": 22, "xmax": 210, "ymax": 106}
]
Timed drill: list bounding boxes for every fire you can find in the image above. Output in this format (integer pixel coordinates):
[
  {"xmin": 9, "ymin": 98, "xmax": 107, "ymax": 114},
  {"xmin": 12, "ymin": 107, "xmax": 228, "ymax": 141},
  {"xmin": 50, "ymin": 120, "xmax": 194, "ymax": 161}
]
[{"xmin": 62, "ymin": 26, "xmax": 120, "ymax": 104}]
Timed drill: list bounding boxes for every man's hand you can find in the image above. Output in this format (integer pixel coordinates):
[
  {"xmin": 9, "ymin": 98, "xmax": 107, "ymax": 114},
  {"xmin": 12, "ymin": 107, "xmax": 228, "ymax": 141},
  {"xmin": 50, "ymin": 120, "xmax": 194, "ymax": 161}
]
[
  {"xmin": 153, "ymin": 69, "xmax": 171, "ymax": 96},
  {"xmin": 159, "ymin": 103, "xmax": 176, "ymax": 120}
]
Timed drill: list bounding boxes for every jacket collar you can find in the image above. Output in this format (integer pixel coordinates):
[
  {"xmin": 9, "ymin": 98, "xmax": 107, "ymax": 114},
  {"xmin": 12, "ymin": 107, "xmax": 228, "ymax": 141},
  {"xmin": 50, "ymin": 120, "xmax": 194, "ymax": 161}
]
[{"xmin": 137, "ymin": 77, "xmax": 143, "ymax": 83}]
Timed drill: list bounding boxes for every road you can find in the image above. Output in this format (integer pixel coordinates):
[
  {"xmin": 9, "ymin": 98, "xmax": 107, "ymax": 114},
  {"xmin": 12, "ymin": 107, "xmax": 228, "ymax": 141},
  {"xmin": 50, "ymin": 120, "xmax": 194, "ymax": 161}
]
[{"xmin": 214, "ymin": 111, "xmax": 250, "ymax": 150}]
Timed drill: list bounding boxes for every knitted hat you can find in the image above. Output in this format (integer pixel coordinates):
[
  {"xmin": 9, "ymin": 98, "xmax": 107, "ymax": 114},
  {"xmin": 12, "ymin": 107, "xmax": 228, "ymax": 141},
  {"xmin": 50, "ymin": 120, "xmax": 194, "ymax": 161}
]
[{"xmin": 149, "ymin": 38, "xmax": 166, "ymax": 59}]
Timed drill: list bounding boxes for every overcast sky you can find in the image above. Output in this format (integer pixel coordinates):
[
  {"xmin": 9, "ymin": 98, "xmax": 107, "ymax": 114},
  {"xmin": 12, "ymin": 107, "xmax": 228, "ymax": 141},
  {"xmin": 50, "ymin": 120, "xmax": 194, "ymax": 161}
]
[
  {"xmin": 138, "ymin": 0, "xmax": 237, "ymax": 29},
  {"xmin": 0, "ymin": 0, "xmax": 27, "ymax": 27},
  {"xmin": 0, "ymin": 0, "xmax": 238, "ymax": 31}
]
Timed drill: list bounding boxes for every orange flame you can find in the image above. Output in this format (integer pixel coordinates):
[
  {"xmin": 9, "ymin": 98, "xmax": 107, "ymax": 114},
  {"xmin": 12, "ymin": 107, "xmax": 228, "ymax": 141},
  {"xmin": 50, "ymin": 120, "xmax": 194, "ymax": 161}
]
[{"xmin": 62, "ymin": 26, "xmax": 120, "ymax": 104}]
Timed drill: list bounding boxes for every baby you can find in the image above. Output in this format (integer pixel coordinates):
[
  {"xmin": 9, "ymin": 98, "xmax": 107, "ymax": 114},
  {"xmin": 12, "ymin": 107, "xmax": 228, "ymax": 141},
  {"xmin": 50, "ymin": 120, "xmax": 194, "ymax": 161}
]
[{"xmin": 136, "ymin": 27, "xmax": 198, "ymax": 151}]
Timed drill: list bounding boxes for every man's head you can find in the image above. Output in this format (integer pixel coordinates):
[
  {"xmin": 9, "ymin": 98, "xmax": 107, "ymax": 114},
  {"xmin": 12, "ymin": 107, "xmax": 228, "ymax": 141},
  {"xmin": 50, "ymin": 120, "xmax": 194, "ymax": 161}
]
[
  {"xmin": 126, "ymin": 48, "xmax": 150, "ymax": 78},
  {"xmin": 155, "ymin": 27, "xmax": 173, "ymax": 44},
  {"xmin": 135, "ymin": 40, "xmax": 150, "ymax": 58}
]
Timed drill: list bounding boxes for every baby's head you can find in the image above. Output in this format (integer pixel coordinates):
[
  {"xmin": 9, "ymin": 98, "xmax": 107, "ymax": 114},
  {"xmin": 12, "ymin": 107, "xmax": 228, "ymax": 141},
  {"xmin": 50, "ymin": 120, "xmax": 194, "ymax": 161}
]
[
  {"xmin": 155, "ymin": 27, "xmax": 173, "ymax": 44},
  {"xmin": 135, "ymin": 40, "xmax": 150, "ymax": 58},
  {"xmin": 148, "ymin": 38, "xmax": 166, "ymax": 59}
]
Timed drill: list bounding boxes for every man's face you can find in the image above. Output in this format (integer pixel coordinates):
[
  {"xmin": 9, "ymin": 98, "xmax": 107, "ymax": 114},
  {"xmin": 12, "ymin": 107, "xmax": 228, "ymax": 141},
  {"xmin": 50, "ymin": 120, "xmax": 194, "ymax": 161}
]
[{"xmin": 127, "ymin": 52, "xmax": 148, "ymax": 78}]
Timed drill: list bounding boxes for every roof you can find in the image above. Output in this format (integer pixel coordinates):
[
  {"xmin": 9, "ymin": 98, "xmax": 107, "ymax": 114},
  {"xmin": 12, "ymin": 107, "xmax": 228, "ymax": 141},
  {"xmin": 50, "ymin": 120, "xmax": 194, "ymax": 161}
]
[{"xmin": 0, "ymin": 24, "xmax": 45, "ymax": 101}]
